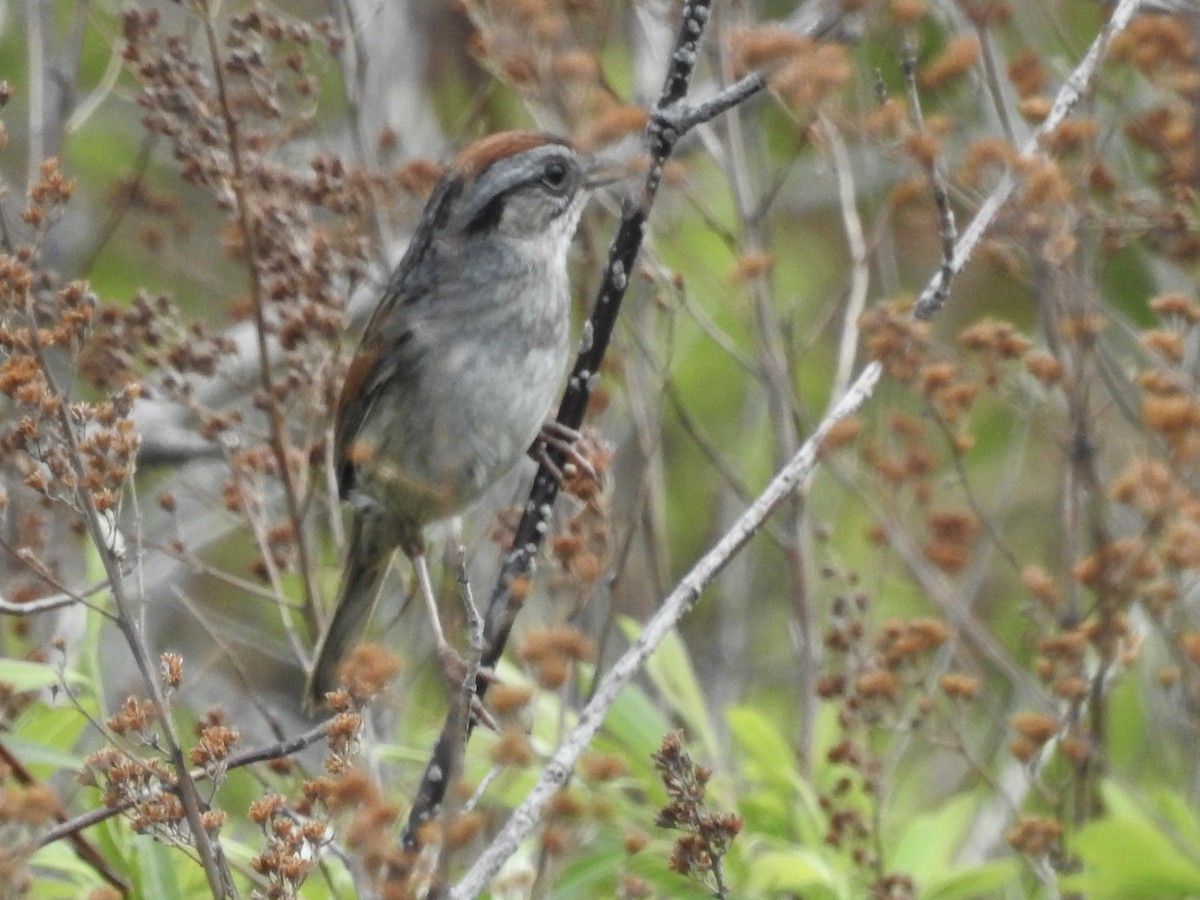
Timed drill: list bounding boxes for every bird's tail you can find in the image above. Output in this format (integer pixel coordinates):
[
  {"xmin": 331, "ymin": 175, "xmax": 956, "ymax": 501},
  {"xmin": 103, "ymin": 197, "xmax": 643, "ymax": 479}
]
[{"xmin": 304, "ymin": 517, "xmax": 393, "ymax": 712}]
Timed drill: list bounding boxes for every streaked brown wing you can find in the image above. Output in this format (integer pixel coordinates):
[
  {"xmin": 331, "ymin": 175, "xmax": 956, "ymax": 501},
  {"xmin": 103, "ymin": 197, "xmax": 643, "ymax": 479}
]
[{"xmin": 334, "ymin": 172, "xmax": 467, "ymax": 498}]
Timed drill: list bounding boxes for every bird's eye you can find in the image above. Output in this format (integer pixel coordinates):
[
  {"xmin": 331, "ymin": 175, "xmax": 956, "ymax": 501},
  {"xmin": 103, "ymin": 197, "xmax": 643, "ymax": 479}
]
[{"xmin": 542, "ymin": 160, "xmax": 569, "ymax": 191}]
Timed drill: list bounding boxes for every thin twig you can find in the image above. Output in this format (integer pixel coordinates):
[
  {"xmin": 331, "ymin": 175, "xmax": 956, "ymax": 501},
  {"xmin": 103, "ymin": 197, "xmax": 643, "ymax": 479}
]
[
  {"xmin": 901, "ymin": 31, "xmax": 957, "ymax": 318},
  {"xmin": 64, "ymin": 24, "xmax": 125, "ymax": 136},
  {"xmin": 0, "ymin": 571, "xmax": 111, "ymax": 616},
  {"xmin": 820, "ymin": 115, "xmax": 871, "ymax": 408},
  {"xmin": 197, "ymin": 0, "xmax": 321, "ymax": 641},
  {"xmin": 148, "ymin": 539, "xmax": 307, "ymax": 608},
  {"xmin": 237, "ymin": 474, "xmax": 312, "ymax": 664},
  {"xmin": 24, "ymin": 0, "xmax": 45, "ymax": 187},
  {"xmin": 0, "ymin": 590, "xmax": 78, "ymax": 614},
  {"xmin": 171, "ymin": 587, "xmax": 290, "ymax": 741},
  {"xmin": 31, "ymin": 719, "xmax": 333, "ymax": 851},
  {"xmin": 330, "ymin": 0, "xmax": 392, "ymax": 265},
  {"xmin": 845, "ymin": 479, "xmax": 1043, "ymax": 699},
  {"xmin": 432, "ymin": 539, "xmax": 484, "ymax": 891},
  {"xmin": 972, "ymin": 21, "xmax": 1018, "ymax": 146},
  {"xmin": 76, "ymin": 136, "xmax": 158, "ymax": 277}
]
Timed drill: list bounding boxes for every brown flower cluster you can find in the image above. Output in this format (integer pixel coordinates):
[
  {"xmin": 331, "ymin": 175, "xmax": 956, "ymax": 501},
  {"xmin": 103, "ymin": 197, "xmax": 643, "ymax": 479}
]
[
  {"xmin": 83, "ymin": 291, "xmax": 238, "ymax": 400},
  {"xmin": 81, "ymin": 746, "xmax": 193, "ymax": 843},
  {"xmin": 518, "ymin": 624, "xmax": 595, "ymax": 689},
  {"xmin": 104, "ymin": 695, "xmax": 159, "ymax": 736},
  {"xmin": 650, "ymin": 731, "xmax": 742, "ymax": 897},
  {"xmin": 921, "ymin": 507, "xmax": 980, "ymax": 573},
  {"xmin": 0, "ymin": 162, "xmax": 140, "ymax": 533},
  {"xmin": 1009, "ymin": 710, "xmax": 1061, "ymax": 765},
  {"xmin": 814, "ymin": 585, "xmax": 965, "ymax": 891},
  {"xmin": 247, "ymin": 793, "xmax": 324, "ymax": 899},
  {"xmin": 958, "ymin": 318, "xmax": 1031, "ymax": 386},
  {"xmin": 327, "ymin": 642, "xmax": 402, "ymax": 708},
  {"xmin": 861, "ymin": 300, "xmax": 931, "ymax": 384},
  {"xmin": 1005, "ymin": 814, "xmax": 1063, "ymax": 859},
  {"xmin": 0, "ymin": 761, "xmax": 61, "ymax": 894},
  {"xmin": 465, "ymin": 0, "xmax": 643, "ymax": 151},
  {"xmin": 730, "ymin": 27, "xmax": 853, "ymax": 111},
  {"xmin": 861, "ymin": 412, "xmax": 936, "ymax": 502},
  {"xmin": 188, "ymin": 721, "xmax": 240, "ymax": 777},
  {"xmin": 919, "ymin": 34, "xmax": 981, "ymax": 90},
  {"xmin": 308, "ymin": 767, "xmax": 402, "ymax": 887},
  {"xmin": 1013, "ymin": 614, "xmax": 1135, "ymax": 767},
  {"xmin": 239, "ymin": 699, "xmax": 373, "ymax": 897},
  {"xmin": 489, "ymin": 726, "xmax": 536, "ymax": 768},
  {"xmin": 1139, "ymin": 368, "xmax": 1200, "ymax": 463},
  {"xmin": 319, "ymin": 709, "xmax": 362, "ymax": 776},
  {"xmin": 819, "ymin": 600, "xmax": 952, "ymax": 725},
  {"xmin": 1104, "ymin": 16, "xmax": 1200, "ymax": 262},
  {"xmin": 80, "ymin": 697, "xmax": 230, "ymax": 849}
]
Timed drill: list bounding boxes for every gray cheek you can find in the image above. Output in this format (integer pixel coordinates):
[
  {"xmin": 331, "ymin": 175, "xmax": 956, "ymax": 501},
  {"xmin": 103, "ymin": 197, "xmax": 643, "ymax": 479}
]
[
  {"xmin": 470, "ymin": 460, "xmax": 492, "ymax": 491},
  {"xmin": 498, "ymin": 192, "xmax": 556, "ymax": 235}
]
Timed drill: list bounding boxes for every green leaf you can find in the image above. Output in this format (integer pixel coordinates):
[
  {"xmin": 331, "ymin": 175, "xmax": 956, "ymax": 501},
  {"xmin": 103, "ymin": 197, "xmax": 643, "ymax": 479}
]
[
  {"xmin": 725, "ymin": 704, "xmax": 823, "ymax": 842},
  {"xmin": 1061, "ymin": 782, "xmax": 1200, "ymax": 898},
  {"xmin": 131, "ymin": 838, "xmax": 185, "ymax": 900},
  {"xmin": 1153, "ymin": 787, "xmax": 1200, "ymax": 850},
  {"xmin": 624, "ymin": 850, "xmax": 725, "ymax": 899},
  {"xmin": 551, "ymin": 842, "xmax": 626, "ymax": 897},
  {"xmin": 889, "ymin": 793, "xmax": 979, "ymax": 878},
  {"xmin": 922, "ymin": 860, "xmax": 1023, "ymax": 900},
  {"xmin": 743, "ymin": 846, "xmax": 847, "ymax": 898},
  {"xmin": 9, "ymin": 698, "xmax": 89, "ymax": 777},
  {"xmin": 0, "ymin": 658, "xmax": 87, "ymax": 693},
  {"xmin": 601, "ymin": 674, "xmax": 669, "ymax": 762},
  {"xmin": 726, "ymin": 704, "xmax": 796, "ymax": 783},
  {"xmin": 3, "ymin": 733, "xmax": 84, "ymax": 777},
  {"xmin": 738, "ymin": 784, "xmax": 796, "ymax": 843},
  {"xmin": 26, "ymin": 841, "xmax": 102, "ymax": 894},
  {"xmin": 618, "ymin": 617, "xmax": 718, "ymax": 763}
]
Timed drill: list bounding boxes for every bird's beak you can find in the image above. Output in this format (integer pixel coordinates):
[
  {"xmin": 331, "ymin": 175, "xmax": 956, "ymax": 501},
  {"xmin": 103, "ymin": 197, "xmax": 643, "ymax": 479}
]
[{"xmin": 583, "ymin": 163, "xmax": 622, "ymax": 190}]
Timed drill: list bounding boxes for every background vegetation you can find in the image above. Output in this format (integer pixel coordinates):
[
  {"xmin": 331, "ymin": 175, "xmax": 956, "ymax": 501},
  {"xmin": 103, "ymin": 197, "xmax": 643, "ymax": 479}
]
[{"xmin": 2, "ymin": 0, "xmax": 1200, "ymax": 897}]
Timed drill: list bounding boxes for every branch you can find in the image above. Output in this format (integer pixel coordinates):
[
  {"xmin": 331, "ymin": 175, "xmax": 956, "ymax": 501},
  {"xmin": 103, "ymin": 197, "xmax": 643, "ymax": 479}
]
[
  {"xmin": 451, "ymin": 364, "xmax": 882, "ymax": 899},
  {"xmin": 913, "ymin": 0, "xmax": 1145, "ymax": 319},
  {"xmin": 31, "ymin": 719, "xmax": 333, "ymax": 852},
  {"xmin": 0, "ymin": 575, "xmax": 111, "ymax": 615}
]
